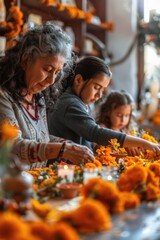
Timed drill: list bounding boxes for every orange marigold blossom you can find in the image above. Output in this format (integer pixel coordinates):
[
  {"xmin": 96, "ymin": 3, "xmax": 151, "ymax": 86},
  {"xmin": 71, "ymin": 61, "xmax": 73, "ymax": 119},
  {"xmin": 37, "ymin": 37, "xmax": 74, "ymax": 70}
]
[
  {"xmin": 84, "ymin": 160, "xmax": 102, "ymax": 169},
  {"xmin": 50, "ymin": 222, "xmax": 79, "ymax": 240},
  {"xmin": 120, "ymin": 192, "xmax": 140, "ymax": 209},
  {"xmin": 95, "ymin": 145, "xmax": 117, "ymax": 166},
  {"xmin": 148, "ymin": 162, "xmax": 160, "ymax": 177},
  {"xmin": 108, "ymin": 138, "xmax": 127, "ymax": 154},
  {"xmin": 0, "ymin": 120, "xmax": 19, "ymax": 143},
  {"xmin": 0, "ymin": 211, "xmax": 30, "ymax": 239},
  {"xmin": 146, "ymin": 182, "xmax": 160, "ymax": 201},
  {"xmin": 56, "ymin": 3, "xmax": 66, "ymax": 11},
  {"xmin": 10, "ymin": 234, "xmax": 40, "ymax": 240},
  {"xmin": 80, "ymin": 177, "xmax": 124, "ymax": 213},
  {"xmin": 59, "ymin": 199, "xmax": 112, "ymax": 233},
  {"xmin": 117, "ymin": 165, "xmax": 148, "ymax": 192},
  {"xmin": 101, "ymin": 22, "xmax": 115, "ymax": 31},
  {"xmin": 141, "ymin": 132, "xmax": 158, "ymax": 144},
  {"xmin": 84, "ymin": 12, "xmax": 93, "ymax": 22},
  {"xmin": 151, "ymin": 109, "xmax": 160, "ymax": 125},
  {"xmin": 39, "ymin": 178, "xmax": 55, "ymax": 188},
  {"xmin": 29, "ymin": 221, "xmax": 51, "ymax": 240},
  {"xmin": 124, "ymin": 155, "xmax": 146, "ymax": 168},
  {"xmin": 40, "ymin": 0, "xmax": 57, "ymax": 5},
  {"xmin": 31, "ymin": 199, "xmax": 52, "ymax": 218},
  {"xmin": 146, "ymin": 168, "xmax": 159, "ymax": 188}
]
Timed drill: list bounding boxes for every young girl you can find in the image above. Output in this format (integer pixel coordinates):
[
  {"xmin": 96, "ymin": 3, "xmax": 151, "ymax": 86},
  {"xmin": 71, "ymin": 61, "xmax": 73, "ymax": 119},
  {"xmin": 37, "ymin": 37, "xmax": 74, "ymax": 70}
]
[
  {"xmin": 48, "ymin": 56, "xmax": 160, "ymax": 156},
  {"xmin": 97, "ymin": 90, "xmax": 138, "ymax": 134}
]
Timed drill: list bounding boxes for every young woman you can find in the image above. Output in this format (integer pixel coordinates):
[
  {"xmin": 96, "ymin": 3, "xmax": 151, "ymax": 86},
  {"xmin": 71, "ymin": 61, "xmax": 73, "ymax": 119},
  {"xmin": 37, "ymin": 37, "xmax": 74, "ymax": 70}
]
[
  {"xmin": 48, "ymin": 56, "xmax": 160, "ymax": 156},
  {"xmin": 0, "ymin": 23, "xmax": 94, "ymax": 169}
]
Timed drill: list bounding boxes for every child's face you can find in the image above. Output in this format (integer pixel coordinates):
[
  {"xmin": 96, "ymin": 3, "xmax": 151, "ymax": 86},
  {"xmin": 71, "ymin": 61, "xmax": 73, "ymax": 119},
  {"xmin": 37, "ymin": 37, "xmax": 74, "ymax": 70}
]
[
  {"xmin": 110, "ymin": 105, "xmax": 132, "ymax": 131},
  {"xmin": 75, "ymin": 73, "xmax": 110, "ymax": 105}
]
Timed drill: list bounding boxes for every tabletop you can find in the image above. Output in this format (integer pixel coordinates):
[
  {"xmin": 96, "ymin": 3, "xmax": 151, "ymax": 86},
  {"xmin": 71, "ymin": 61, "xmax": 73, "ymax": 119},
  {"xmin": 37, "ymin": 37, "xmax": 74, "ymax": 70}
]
[
  {"xmin": 45, "ymin": 197, "xmax": 160, "ymax": 240},
  {"xmin": 82, "ymin": 200, "xmax": 160, "ymax": 240}
]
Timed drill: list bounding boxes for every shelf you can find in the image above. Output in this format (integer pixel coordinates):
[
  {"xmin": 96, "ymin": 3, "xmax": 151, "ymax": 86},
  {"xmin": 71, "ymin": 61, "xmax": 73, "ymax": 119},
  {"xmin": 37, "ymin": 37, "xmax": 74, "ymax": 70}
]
[
  {"xmin": 18, "ymin": 0, "xmax": 108, "ymax": 57},
  {"xmin": 21, "ymin": 0, "xmax": 83, "ymax": 23}
]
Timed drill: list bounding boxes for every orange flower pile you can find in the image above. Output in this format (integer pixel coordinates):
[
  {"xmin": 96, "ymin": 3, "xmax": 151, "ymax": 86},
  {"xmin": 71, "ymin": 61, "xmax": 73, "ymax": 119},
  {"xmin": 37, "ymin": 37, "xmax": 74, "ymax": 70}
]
[
  {"xmin": 117, "ymin": 164, "xmax": 160, "ymax": 201},
  {"xmin": 0, "ymin": 0, "xmax": 24, "ymax": 40},
  {"xmin": 58, "ymin": 198, "xmax": 112, "ymax": 233},
  {"xmin": 95, "ymin": 145, "xmax": 117, "ymax": 166},
  {"xmin": 80, "ymin": 177, "xmax": 140, "ymax": 213},
  {"xmin": 0, "ymin": 211, "xmax": 80, "ymax": 240},
  {"xmin": 40, "ymin": 0, "xmax": 114, "ymax": 30},
  {"xmin": 108, "ymin": 138, "xmax": 127, "ymax": 154}
]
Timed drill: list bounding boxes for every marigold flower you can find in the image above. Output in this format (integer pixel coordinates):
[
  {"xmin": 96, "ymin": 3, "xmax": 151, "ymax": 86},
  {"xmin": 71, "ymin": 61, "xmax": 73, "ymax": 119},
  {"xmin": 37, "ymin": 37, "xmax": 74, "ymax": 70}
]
[
  {"xmin": 31, "ymin": 199, "xmax": 52, "ymax": 218},
  {"xmin": 50, "ymin": 222, "xmax": 79, "ymax": 240},
  {"xmin": 29, "ymin": 221, "xmax": 51, "ymax": 240},
  {"xmin": 141, "ymin": 133, "xmax": 158, "ymax": 144},
  {"xmin": 0, "ymin": 211, "xmax": 30, "ymax": 238},
  {"xmin": 146, "ymin": 168, "xmax": 159, "ymax": 187},
  {"xmin": 0, "ymin": 120, "xmax": 19, "ymax": 143},
  {"xmin": 146, "ymin": 183, "xmax": 160, "ymax": 201},
  {"xmin": 59, "ymin": 199, "xmax": 112, "ymax": 233},
  {"xmin": 120, "ymin": 192, "xmax": 140, "ymax": 209},
  {"xmin": 117, "ymin": 165, "xmax": 148, "ymax": 192},
  {"xmin": 81, "ymin": 177, "xmax": 124, "ymax": 213},
  {"xmin": 148, "ymin": 162, "xmax": 160, "ymax": 177}
]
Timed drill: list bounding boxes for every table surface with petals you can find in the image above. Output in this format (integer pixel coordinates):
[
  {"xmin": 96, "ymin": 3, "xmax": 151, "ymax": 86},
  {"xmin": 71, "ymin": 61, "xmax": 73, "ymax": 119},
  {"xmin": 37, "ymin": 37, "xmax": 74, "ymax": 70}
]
[
  {"xmin": 48, "ymin": 197, "xmax": 160, "ymax": 240},
  {"xmin": 82, "ymin": 200, "xmax": 160, "ymax": 240}
]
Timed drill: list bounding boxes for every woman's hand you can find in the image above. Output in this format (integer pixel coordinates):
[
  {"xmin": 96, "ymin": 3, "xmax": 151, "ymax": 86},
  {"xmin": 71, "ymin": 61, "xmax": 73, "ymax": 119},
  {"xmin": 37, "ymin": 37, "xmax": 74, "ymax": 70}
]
[{"xmin": 63, "ymin": 143, "xmax": 95, "ymax": 165}]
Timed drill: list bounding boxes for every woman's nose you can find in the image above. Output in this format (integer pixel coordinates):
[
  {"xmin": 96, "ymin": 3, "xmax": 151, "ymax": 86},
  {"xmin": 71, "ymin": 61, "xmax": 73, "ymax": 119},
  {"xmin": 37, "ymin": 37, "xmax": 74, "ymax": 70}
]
[{"xmin": 47, "ymin": 73, "xmax": 56, "ymax": 85}]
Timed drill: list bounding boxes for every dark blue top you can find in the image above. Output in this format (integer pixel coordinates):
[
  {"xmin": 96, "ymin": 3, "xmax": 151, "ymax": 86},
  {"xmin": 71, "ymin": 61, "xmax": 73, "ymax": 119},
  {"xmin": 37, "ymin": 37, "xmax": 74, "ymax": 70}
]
[{"xmin": 47, "ymin": 87, "xmax": 126, "ymax": 150}]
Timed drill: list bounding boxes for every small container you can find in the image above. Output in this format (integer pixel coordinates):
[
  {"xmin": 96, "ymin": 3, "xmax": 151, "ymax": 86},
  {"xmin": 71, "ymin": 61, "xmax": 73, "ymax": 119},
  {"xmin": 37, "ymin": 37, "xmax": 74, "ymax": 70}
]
[
  {"xmin": 57, "ymin": 183, "xmax": 82, "ymax": 199},
  {"xmin": 101, "ymin": 166, "xmax": 119, "ymax": 182},
  {"xmin": 83, "ymin": 168, "xmax": 99, "ymax": 183},
  {"xmin": 57, "ymin": 165, "xmax": 75, "ymax": 183}
]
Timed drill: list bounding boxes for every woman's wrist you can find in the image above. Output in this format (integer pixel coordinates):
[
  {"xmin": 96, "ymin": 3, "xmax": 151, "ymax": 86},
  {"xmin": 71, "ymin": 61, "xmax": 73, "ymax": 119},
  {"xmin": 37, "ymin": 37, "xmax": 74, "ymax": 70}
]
[{"xmin": 57, "ymin": 142, "xmax": 66, "ymax": 159}]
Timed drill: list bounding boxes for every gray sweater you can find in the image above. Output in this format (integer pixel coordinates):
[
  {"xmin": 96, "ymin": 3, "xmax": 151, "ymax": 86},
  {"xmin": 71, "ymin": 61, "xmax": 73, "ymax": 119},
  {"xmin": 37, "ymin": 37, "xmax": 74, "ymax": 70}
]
[
  {"xmin": 48, "ymin": 88, "xmax": 126, "ymax": 150},
  {"xmin": 0, "ymin": 88, "xmax": 63, "ymax": 169}
]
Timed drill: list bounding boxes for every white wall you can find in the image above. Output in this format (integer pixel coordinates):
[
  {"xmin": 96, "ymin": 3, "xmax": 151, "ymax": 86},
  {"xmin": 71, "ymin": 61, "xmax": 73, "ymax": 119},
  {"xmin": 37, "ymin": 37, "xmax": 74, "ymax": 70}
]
[{"xmin": 107, "ymin": 0, "xmax": 138, "ymax": 101}]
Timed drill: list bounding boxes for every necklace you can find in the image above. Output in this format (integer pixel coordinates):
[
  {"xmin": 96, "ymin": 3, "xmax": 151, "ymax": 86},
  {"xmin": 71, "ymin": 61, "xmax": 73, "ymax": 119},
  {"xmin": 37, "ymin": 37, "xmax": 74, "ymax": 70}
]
[
  {"xmin": 22, "ymin": 96, "xmax": 39, "ymax": 121},
  {"xmin": 23, "ymin": 96, "xmax": 35, "ymax": 110}
]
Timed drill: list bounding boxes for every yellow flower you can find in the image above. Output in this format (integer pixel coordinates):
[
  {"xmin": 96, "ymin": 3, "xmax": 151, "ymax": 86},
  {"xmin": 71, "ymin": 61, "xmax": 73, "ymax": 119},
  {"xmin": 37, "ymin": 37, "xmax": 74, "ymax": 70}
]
[
  {"xmin": 0, "ymin": 120, "xmax": 19, "ymax": 143},
  {"xmin": 31, "ymin": 199, "xmax": 52, "ymax": 218}
]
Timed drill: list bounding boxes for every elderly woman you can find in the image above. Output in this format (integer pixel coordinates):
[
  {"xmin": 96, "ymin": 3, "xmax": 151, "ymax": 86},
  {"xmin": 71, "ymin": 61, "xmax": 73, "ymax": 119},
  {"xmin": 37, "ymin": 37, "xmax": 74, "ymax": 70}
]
[{"xmin": 0, "ymin": 22, "xmax": 94, "ymax": 169}]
